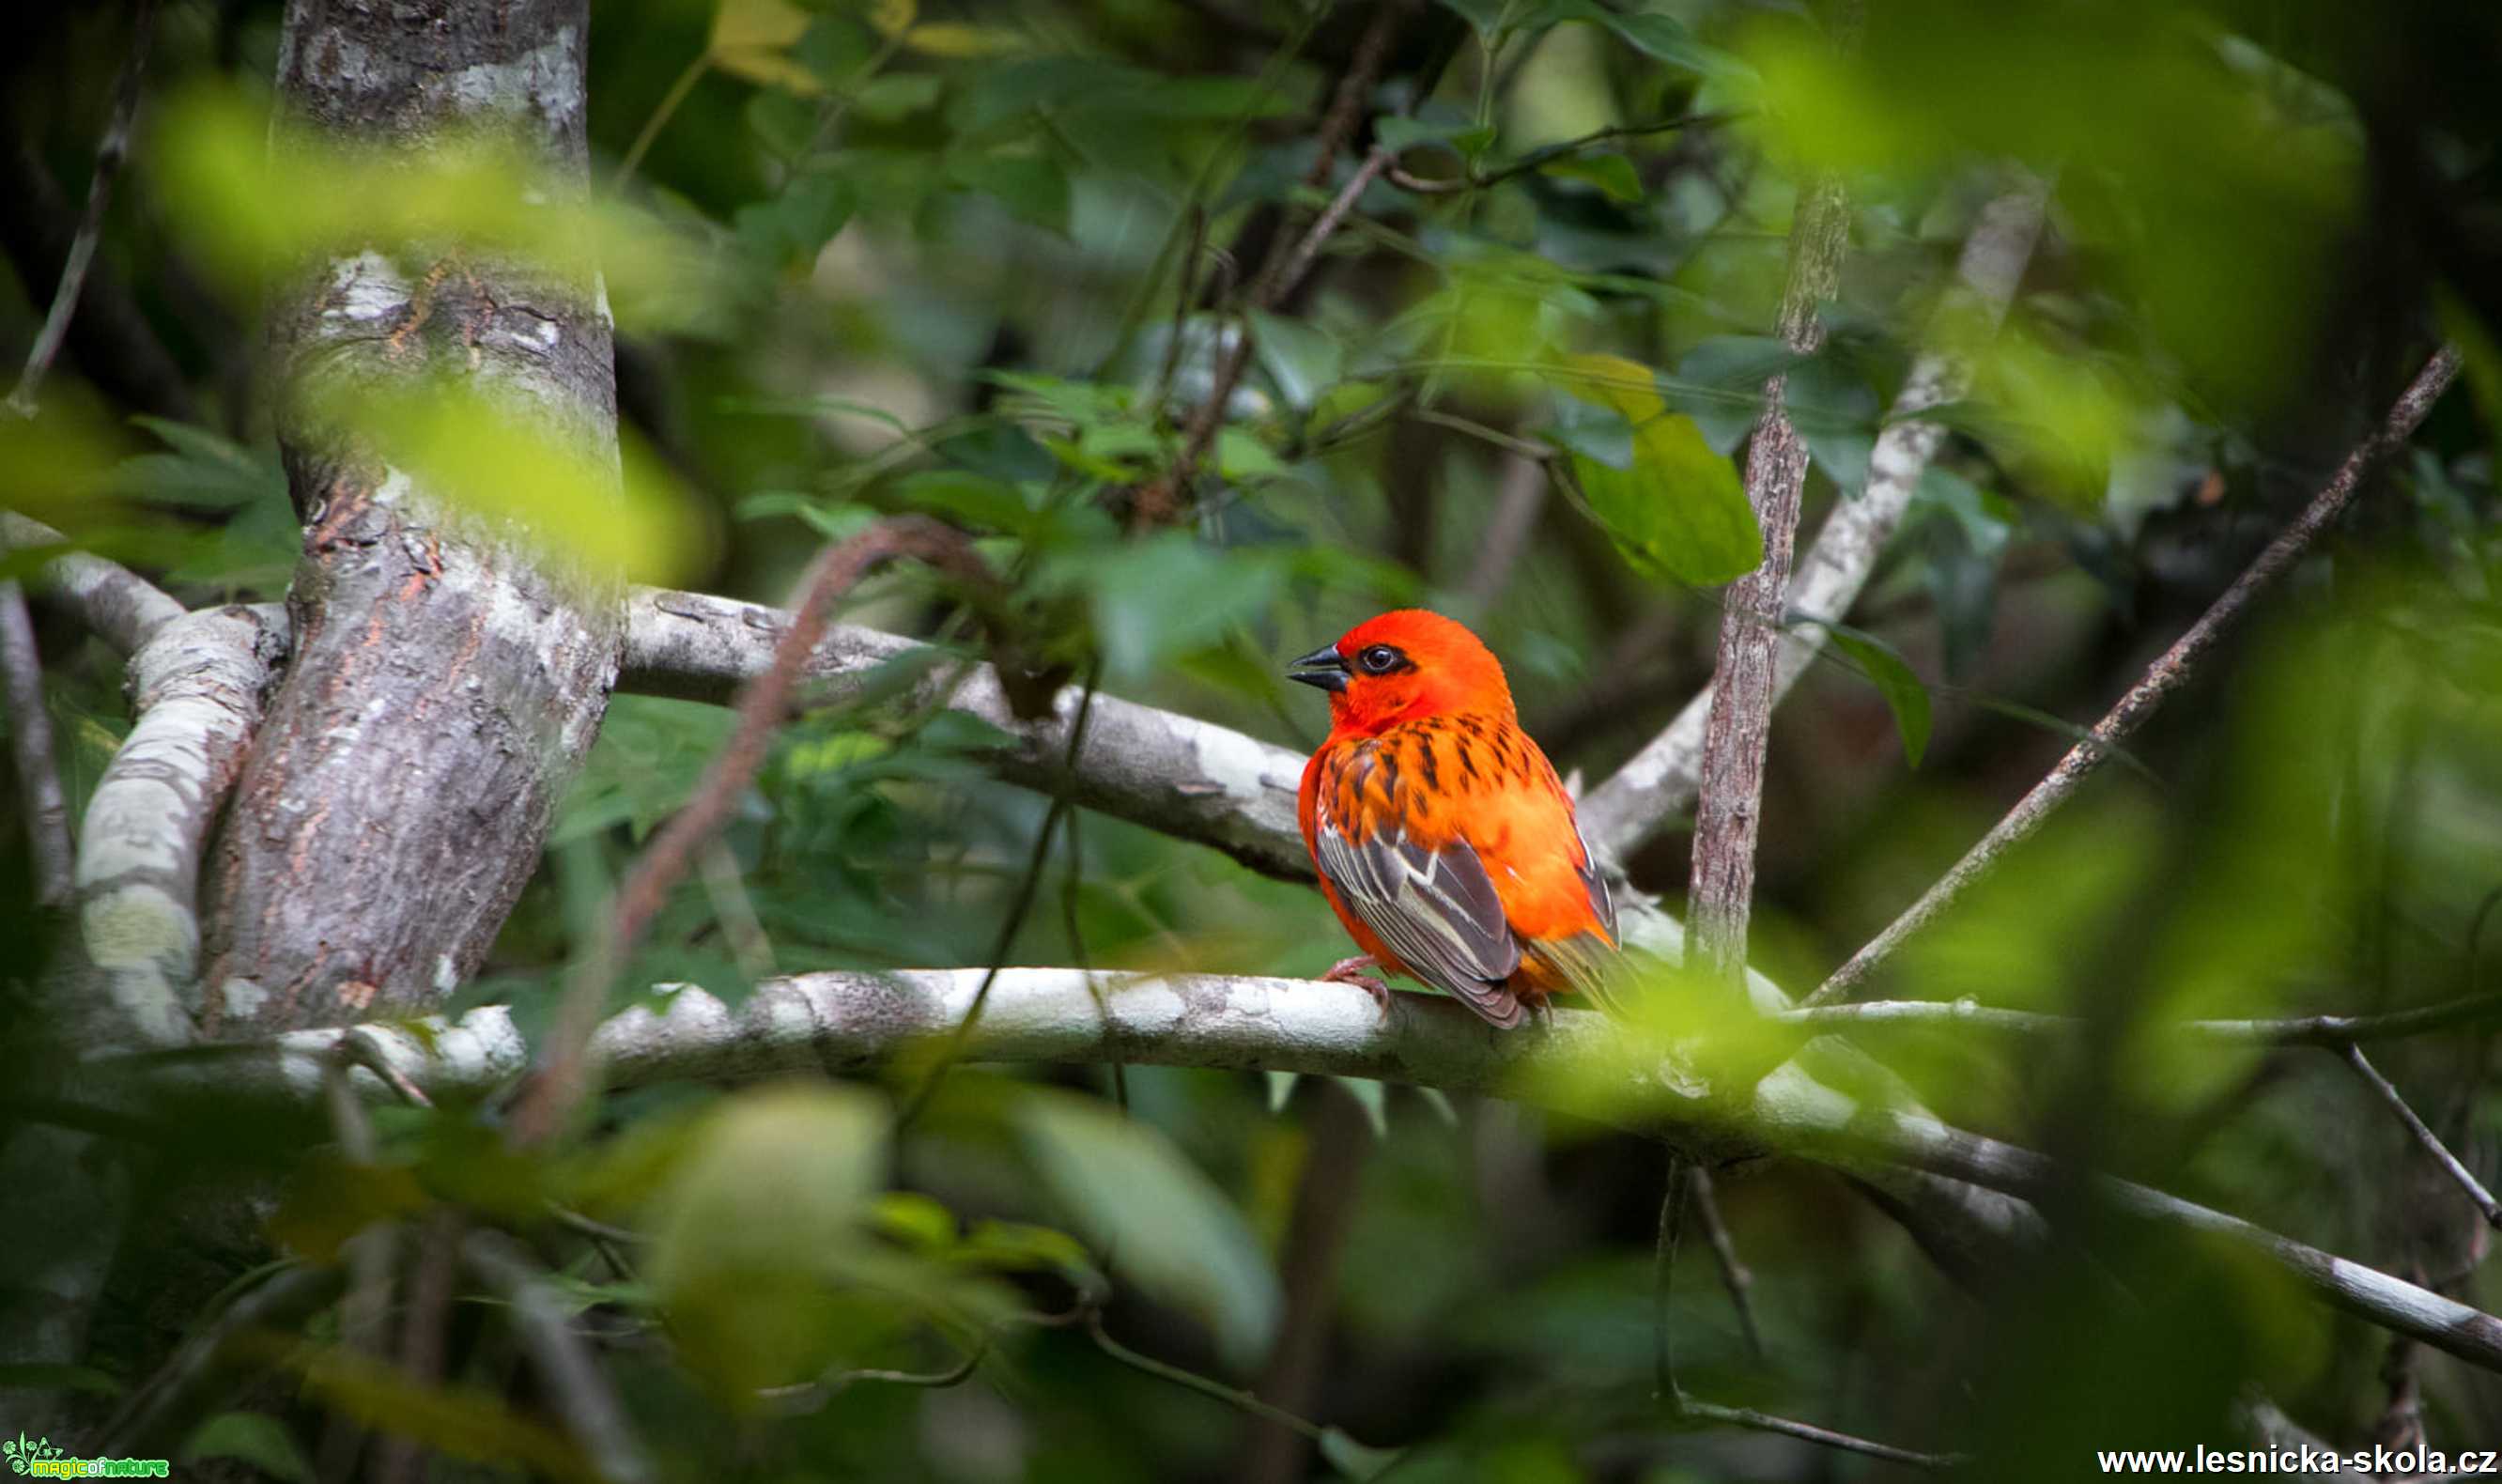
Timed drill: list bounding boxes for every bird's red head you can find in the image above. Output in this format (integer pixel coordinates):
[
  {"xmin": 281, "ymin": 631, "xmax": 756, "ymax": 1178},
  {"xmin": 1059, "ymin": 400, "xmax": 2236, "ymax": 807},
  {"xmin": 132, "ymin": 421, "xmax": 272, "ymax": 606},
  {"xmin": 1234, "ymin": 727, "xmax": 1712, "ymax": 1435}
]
[{"xmin": 1287, "ymin": 609, "xmax": 1515, "ymax": 737}]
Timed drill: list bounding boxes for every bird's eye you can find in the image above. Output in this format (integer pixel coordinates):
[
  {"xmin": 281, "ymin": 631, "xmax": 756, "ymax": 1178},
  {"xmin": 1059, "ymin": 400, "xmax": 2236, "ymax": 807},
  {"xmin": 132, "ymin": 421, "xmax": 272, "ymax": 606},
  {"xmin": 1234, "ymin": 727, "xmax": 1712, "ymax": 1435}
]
[{"xmin": 1360, "ymin": 645, "xmax": 1399, "ymax": 673}]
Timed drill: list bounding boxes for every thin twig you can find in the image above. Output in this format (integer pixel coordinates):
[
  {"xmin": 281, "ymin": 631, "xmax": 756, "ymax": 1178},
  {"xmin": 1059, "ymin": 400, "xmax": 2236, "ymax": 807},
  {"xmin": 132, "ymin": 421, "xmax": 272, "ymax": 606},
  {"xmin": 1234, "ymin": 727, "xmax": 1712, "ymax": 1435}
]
[
  {"xmin": 1147, "ymin": 0, "xmax": 1411, "ymax": 523},
  {"xmin": 1689, "ymin": 1168, "xmax": 1766, "ymax": 1362},
  {"xmin": 611, "ymin": 52, "xmax": 708, "ymax": 190},
  {"xmin": 102, "ymin": 1265, "xmax": 346, "ymax": 1454},
  {"xmin": 1782, "ymin": 989, "xmax": 2502, "ymax": 1047},
  {"xmin": 1655, "ymin": 1156, "xmax": 1958, "ymax": 1469},
  {"xmin": 1808, "ymin": 345, "xmax": 2464, "ymax": 1006},
  {"xmin": 1671, "ymin": 1398, "xmax": 1966, "ymax": 1470},
  {"xmin": 1087, "ymin": 1309, "xmax": 1360, "ymax": 1450},
  {"xmin": 340, "ymin": 1027, "xmax": 432, "ymax": 1107},
  {"xmin": 316, "ymin": 1056, "xmax": 394, "ymax": 1484},
  {"xmin": 464, "ymin": 1230, "xmax": 658, "ymax": 1484},
  {"xmin": 1653, "ymin": 1155, "xmax": 1689, "ymax": 1402},
  {"xmin": 1384, "ymin": 111, "xmax": 1736, "ymax": 195},
  {"xmin": 8, "ymin": 0, "xmax": 159, "ymax": 415},
  {"xmin": 759, "ymin": 1337, "xmax": 988, "ymax": 1414},
  {"xmin": 898, "ymin": 670, "xmax": 1103, "ymax": 1125},
  {"xmin": 372, "ymin": 1210, "xmax": 460, "ymax": 1484},
  {"xmin": 2342, "ymin": 1043, "xmax": 2502, "ymax": 1229},
  {"xmin": 0, "ymin": 580, "xmax": 72, "ymax": 904},
  {"xmin": 514, "ymin": 517, "xmax": 984, "ymax": 1143}
]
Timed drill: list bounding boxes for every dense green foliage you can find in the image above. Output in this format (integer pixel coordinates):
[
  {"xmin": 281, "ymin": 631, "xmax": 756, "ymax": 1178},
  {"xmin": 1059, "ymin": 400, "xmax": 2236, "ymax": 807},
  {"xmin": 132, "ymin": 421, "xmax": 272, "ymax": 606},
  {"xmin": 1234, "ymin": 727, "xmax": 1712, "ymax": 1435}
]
[{"xmin": 5, "ymin": 0, "xmax": 2502, "ymax": 1479}]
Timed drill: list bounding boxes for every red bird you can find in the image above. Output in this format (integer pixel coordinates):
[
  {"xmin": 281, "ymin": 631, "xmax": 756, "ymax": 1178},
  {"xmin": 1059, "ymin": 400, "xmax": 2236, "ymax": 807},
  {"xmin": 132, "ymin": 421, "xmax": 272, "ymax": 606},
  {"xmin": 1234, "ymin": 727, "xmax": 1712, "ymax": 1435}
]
[{"xmin": 1290, "ymin": 610, "xmax": 1618, "ymax": 1028}]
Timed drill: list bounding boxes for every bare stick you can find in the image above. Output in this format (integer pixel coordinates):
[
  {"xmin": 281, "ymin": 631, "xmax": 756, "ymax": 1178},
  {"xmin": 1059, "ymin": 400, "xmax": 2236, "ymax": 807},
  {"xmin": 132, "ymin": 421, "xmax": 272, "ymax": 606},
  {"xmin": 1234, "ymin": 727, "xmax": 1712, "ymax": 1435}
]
[
  {"xmin": 1580, "ymin": 180, "xmax": 2046, "ymax": 859},
  {"xmin": 1149, "ymin": 0, "xmax": 1412, "ymax": 522},
  {"xmin": 1672, "ymin": 1399, "xmax": 1965, "ymax": 1471},
  {"xmin": 7, "ymin": 0, "xmax": 160, "ymax": 415},
  {"xmin": 1808, "ymin": 345, "xmax": 2464, "ymax": 1006},
  {"xmin": 1656, "ymin": 1154, "xmax": 1954, "ymax": 1468},
  {"xmin": 464, "ymin": 1230, "xmax": 658, "ymax": 1484},
  {"xmin": 0, "ymin": 580, "xmax": 71, "ymax": 905},
  {"xmin": 2343, "ymin": 1043, "xmax": 2502, "ymax": 1229},
  {"xmin": 1385, "ymin": 112, "xmax": 1734, "ymax": 195},
  {"xmin": 1783, "ymin": 989, "xmax": 2502, "ymax": 1048},
  {"xmin": 1690, "ymin": 1168, "xmax": 1766, "ymax": 1362},
  {"xmin": 315, "ymin": 1056, "xmax": 394, "ymax": 1484},
  {"xmin": 1688, "ymin": 121, "xmax": 1853, "ymax": 982},
  {"xmin": 514, "ymin": 517, "xmax": 981, "ymax": 1143},
  {"xmin": 1455, "ymin": 453, "xmax": 1550, "ymax": 620},
  {"xmin": 372, "ymin": 1211, "xmax": 460, "ymax": 1484}
]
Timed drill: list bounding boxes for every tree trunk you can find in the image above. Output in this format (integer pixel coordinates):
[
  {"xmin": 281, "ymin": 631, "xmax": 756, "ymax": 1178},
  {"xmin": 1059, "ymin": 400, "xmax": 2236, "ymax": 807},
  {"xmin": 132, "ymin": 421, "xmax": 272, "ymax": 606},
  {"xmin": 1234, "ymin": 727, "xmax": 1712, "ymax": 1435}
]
[{"xmin": 200, "ymin": 0, "xmax": 621, "ymax": 1034}]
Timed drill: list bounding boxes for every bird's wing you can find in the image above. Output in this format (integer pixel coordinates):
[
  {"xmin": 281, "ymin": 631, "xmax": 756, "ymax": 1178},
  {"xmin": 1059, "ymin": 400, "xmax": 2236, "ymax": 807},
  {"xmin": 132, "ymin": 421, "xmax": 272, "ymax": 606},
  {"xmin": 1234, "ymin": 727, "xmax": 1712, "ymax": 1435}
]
[{"xmin": 1311, "ymin": 747, "xmax": 1525, "ymax": 1028}]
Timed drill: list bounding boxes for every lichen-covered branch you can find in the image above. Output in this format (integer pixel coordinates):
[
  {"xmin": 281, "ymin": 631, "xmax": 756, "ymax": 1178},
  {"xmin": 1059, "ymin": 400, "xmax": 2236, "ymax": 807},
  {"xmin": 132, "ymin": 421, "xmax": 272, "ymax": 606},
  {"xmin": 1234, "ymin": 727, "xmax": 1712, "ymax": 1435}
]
[
  {"xmin": 144, "ymin": 968, "xmax": 2502, "ymax": 1374},
  {"xmin": 0, "ymin": 511, "xmax": 188, "ymax": 655},
  {"xmin": 619, "ymin": 589, "xmax": 1312, "ymax": 881},
  {"xmin": 1581, "ymin": 180, "xmax": 2047, "ymax": 864},
  {"xmin": 74, "ymin": 603, "xmax": 287, "ymax": 1048}
]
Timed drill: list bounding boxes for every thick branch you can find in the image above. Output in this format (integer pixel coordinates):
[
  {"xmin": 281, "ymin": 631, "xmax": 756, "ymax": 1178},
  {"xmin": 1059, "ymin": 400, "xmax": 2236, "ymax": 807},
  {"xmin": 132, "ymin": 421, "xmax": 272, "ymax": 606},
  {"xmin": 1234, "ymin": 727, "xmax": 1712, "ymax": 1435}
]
[
  {"xmin": 1808, "ymin": 345, "xmax": 2464, "ymax": 1005},
  {"xmin": 206, "ymin": 0, "xmax": 624, "ymax": 1032},
  {"xmin": 153, "ymin": 969, "xmax": 2502, "ymax": 1375},
  {"xmin": 619, "ymin": 589, "xmax": 1313, "ymax": 881},
  {"xmin": 0, "ymin": 511, "xmax": 188, "ymax": 655},
  {"xmin": 74, "ymin": 603, "xmax": 286, "ymax": 1048},
  {"xmin": 1581, "ymin": 180, "xmax": 2046, "ymax": 862}
]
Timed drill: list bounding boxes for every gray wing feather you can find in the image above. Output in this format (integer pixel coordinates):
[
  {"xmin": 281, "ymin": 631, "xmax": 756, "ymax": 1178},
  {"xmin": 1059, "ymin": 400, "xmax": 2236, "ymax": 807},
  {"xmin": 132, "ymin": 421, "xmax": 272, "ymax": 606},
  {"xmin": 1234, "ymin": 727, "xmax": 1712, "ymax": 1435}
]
[{"xmin": 1312, "ymin": 762, "xmax": 1523, "ymax": 1028}]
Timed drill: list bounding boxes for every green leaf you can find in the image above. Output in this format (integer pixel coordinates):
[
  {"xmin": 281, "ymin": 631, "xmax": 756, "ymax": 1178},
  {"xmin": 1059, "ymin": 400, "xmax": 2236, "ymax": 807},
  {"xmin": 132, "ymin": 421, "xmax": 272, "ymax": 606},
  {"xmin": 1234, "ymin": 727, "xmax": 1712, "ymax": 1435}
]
[
  {"xmin": 1215, "ymin": 427, "xmax": 1290, "ymax": 481},
  {"xmin": 1265, "ymin": 1070, "xmax": 1299, "ymax": 1113},
  {"xmin": 1784, "ymin": 353, "xmax": 1879, "ymax": 494},
  {"xmin": 1810, "ymin": 620, "xmax": 1933, "ymax": 767},
  {"xmin": 1433, "ymin": 0, "xmax": 1510, "ymax": 37},
  {"xmin": 891, "ymin": 469, "xmax": 1033, "ymax": 533},
  {"xmin": 1669, "ymin": 335, "xmax": 1802, "ymax": 453},
  {"xmin": 734, "ymin": 171, "xmax": 857, "ymax": 271},
  {"xmin": 1012, "ymin": 1089, "xmax": 1280, "ymax": 1365},
  {"xmin": 853, "ymin": 70, "xmax": 942, "ymax": 122},
  {"xmin": 1563, "ymin": 354, "xmax": 1760, "ymax": 585},
  {"xmin": 1320, "ymin": 1427, "xmax": 1405, "ymax": 1481},
  {"xmin": 1063, "ymin": 533, "xmax": 1284, "ymax": 683},
  {"xmin": 646, "ymin": 1083, "xmax": 891, "ymax": 1399},
  {"xmin": 1247, "ymin": 309, "xmax": 1344, "ymax": 410},
  {"xmin": 175, "ymin": 1411, "xmax": 309, "ymax": 1481},
  {"xmin": 949, "ymin": 150, "xmax": 1070, "ymax": 236},
  {"xmin": 1540, "ymin": 153, "xmax": 1643, "ymax": 203},
  {"xmin": 1597, "ymin": 11, "xmax": 1719, "ymax": 72}
]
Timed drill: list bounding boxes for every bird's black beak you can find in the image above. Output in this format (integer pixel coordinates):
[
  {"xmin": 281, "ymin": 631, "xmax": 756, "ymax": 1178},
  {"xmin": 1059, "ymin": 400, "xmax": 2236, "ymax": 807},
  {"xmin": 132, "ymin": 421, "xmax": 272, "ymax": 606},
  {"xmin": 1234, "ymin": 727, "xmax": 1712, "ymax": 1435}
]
[{"xmin": 1286, "ymin": 643, "xmax": 1349, "ymax": 693}]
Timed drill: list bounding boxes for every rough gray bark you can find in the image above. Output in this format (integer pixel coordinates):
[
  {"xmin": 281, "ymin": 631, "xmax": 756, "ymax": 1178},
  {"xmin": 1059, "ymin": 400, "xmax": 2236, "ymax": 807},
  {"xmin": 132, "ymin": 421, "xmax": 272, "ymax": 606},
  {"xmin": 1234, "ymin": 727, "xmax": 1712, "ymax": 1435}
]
[
  {"xmin": 201, "ymin": 0, "xmax": 622, "ymax": 1033},
  {"xmin": 1688, "ymin": 163, "xmax": 1850, "ymax": 982}
]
